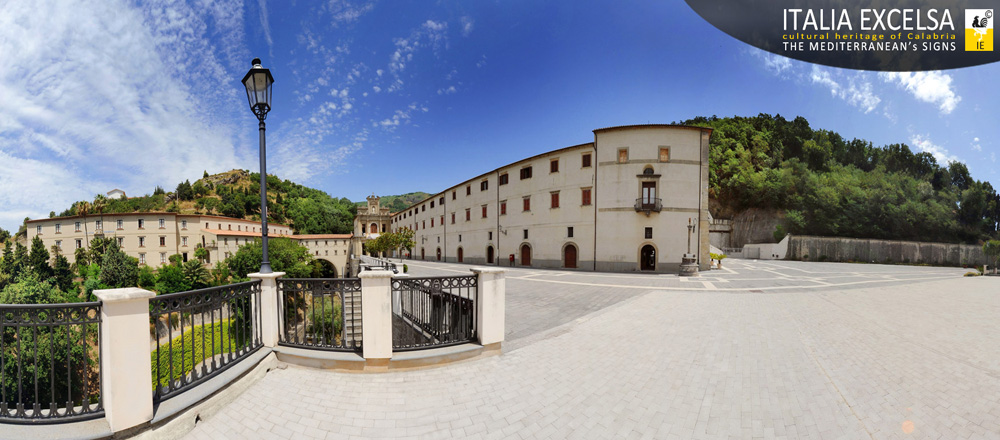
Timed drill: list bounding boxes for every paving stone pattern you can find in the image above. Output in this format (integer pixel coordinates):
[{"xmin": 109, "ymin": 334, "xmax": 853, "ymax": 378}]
[{"xmin": 184, "ymin": 260, "xmax": 1000, "ymax": 439}]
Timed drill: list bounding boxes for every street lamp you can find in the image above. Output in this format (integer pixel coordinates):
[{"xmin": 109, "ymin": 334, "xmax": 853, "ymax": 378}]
[{"xmin": 243, "ymin": 57, "xmax": 275, "ymax": 273}]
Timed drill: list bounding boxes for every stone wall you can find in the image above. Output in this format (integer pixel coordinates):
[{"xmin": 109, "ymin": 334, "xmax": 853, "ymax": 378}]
[
  {"xmin": 730, "ymin": 208, "xmax": 784, "ymax": 248},
  {"xmin": 788, "ymin": 235, "xmax": 987, "ymax": 267}
]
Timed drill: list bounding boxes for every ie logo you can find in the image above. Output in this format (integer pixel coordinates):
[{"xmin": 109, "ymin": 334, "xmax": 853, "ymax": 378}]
[{"xmin": 966, "ymin": 9, "xmax": 994, "ymax": 51}]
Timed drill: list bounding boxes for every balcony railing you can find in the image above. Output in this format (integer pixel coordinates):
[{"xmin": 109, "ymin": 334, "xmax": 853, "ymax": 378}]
[
  {"xmin": 0, "ymin": 302, "xmax": 103, "ymax": 424},
  {"xmin": 277, "ymin": 279, "xmax": 362, "ymax": 351},
  {"xmin": 148, "ymin": 281, "xmax": 262, "ymax": 402},
  {"xmin": 359, "ymin": 255, "xmax": 398, "ymax": 273},
  {"xmin": 634, "ymin": 197, "xmax": 662, "ymax": 213},
  {"xmin": 391, "ymin": 275, "xmax": 477, "ymax": 351}
]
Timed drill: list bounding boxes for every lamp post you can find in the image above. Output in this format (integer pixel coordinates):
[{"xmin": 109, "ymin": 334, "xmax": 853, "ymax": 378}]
[{"xmin": 242, "ymin": 57, "xmax": 275, "ymax": 274}]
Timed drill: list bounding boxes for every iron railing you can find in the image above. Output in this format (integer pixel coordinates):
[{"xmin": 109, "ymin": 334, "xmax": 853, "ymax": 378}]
[
  {"xmin": 0, "ymin": 302, "xmax": 103, "ymax": 424},
  {"xmin": 148, "ymin": 281, "xmax": 262, "ymax": 402},
  {"xmin": 634, "ymin": 197, "xmax": 662, "ymax": 212},
  {"xmin": 277, "ymin": 279, "xmax": 362, "ymax": 352},
  {"xmin": 391, "ymin": 275, "xmax": 477, "ymax": 351},
  {"xmin": 359, "ymin": 255, "xmax": 398, "ymax": 273}
]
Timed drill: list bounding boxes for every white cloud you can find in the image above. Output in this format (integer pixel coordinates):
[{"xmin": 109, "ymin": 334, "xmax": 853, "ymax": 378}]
[
  {"xmin": 879, "ymin": 71, "xmax": 961, "ymax": 114},
  {"xmin": 460, "ymin": 16, "xmax": 474, "ymax": 36},
  {"xmin": 327, "ymin": 0, "xmax": 374, "ymax": 25},
  {"xmin": 437, "ymin": 86, "xmax": 457, "ymax": 95},
  {"xmin": 257, "ymin": 0, "xmax": 273, "ymax": 52},
  {"xmin": 809, "ymin": 66, "xmax": 881, "ymax": 114},
  {"xmin": 0, "ymin": 0, "xmax": 248, "ymax": 230},
  {"xmin": 423, "ymin": 20, "xmax": 446, "ymax": 32},
  {"xmin": 910, "ymin": 134, "xmax": 960, "ymax": 165}
]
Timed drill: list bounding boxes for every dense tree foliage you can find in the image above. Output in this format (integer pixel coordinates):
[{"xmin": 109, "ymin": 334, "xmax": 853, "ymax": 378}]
[
  {"xmin": 681, "ymin": 114, "xmax": 1000, "ymax": 243},
  {"xmin": 224, "ymin": 237, "xmax": 316, "ymax": 279}
]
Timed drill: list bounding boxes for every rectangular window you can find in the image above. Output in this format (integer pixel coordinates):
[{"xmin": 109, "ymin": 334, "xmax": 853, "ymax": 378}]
[
  {"xmin": 117, "ymin": 237, "xmax": 124, "ymax": 247},
  {"xmin": 551, "ymin": 192, "xmax": 560, "ymax": 209},
  {"xmin": 642, "ymin": 182, "xmax": 657, "ymax": 205},
  {"xmin": 465, "ymin": 209, "xmax": 471, "ymax": 221},
  {"xmin": 451, "ymin": 213, "xmax": 456, "ymax": 224},
  {"xmin": 55, "ymin": 224, "xmax": 61, "ymax": 233},
  {"xmin": 459, "ymin": 235, "xmax": 462, "ymax": 242},
  {"xmin": 55, "ymin": 240, "xmax": 62, "ymax": 249},
  {"xmin": 659, "ymin": 147, "xmax": 670, "ymax": 162},
  {"xmin": 618, "ymin": 148, "xmax": 629, "ymax": 163},
  {"xmin": 439, "ymin": 197, "xmax": 445, "ymax": 205},
  {"xmin": 160, "ymin": 253, "xmax": 167, "ymax": 264},
  {"xmin": 550, "ymin": 159, "xmax": 559, "ymax": 173},
  {"xmin": 440, "ymin": 215, "xmax": 444, "ymax": 225},
  {"xmin": 500, "ymin": 201, "xmax": 507, "ymax": 215},
  {"xmin": 117, "ymin": 219, "xmax": 123, "ymax": 230},
  {"xmin": 523, "ymin": 229, "xmax": 528, "ymax": 239},
  {"xmin": 422, "ymin": 205, "xmax": 426, "ymax": 212},
  {"xmin": 76, "ymin": 239, "xmax": 82, "ymax": 249},
  {"xmin": 159, "ymin": 218, "xmax": 165, "ymax": 228},
  {"xmin": 139, "ymin": 254, "xmax": 146, "ymax": 265},
  {"xmin": 181, "ymin": 220, "xmax": 187, "ymax": 229},
  {"xmin": 583, "ymin": 153, "xmax": 592, "ymax": 168},
  {"xmin": 452, "ymin": 191, "xmax": 456, "ymax": 200},
  {"xmin": 523, "ymin": 197, "xmax": 531, "ymax": 212},
  {"xmin": 431, "ymin": 201, "xmax": 435, "ymax": 208},
  {"xmin": 489, "ymin": 231, "xmax": 493, "ymax": 240},
  {"xmin": 582, "ymin": 188, "xmax": 592, "ymax": 206},
  {"xmin": 182, "ymin": 237, "xmax": 188, "ymax": 246},
  {"xmin": 75, "ymin": 222, "xmax": 81, "ymax": 232},
  {"xmin": 499, "ymin": 174, "xmax": 509, "ymax": 185},
  {"xmin": 568, "ymin": 227, "xmax": 574, "ymax": 238},
  {"xmin": 466, "ymin": 185, "xmax": 471, "ymax": 195},
  {"xmin": 645, "ymin": 227, "xmax": 653, "ymax": 239},
  {"xmin": 95, "ymin": 220, "xmax": 102, "ymax": 230},
  {"xmin": 482, "ymin": 205, "xmax": 488, "ymax": 218},
  {"xmin": 138, "ymin": 219, "xmax": 145, "ymax": 229},
  {"xmin": 36, "ymin": 225, "xmax": 43, "ymax": 234},
  {"xmin": 520, "ymin": 166, "xmax": 532, "ymax": 180},
  {"xmin": 423, "ymin": 220, "xmax": 426, "ymax": 229},
  {"xmin": 431, "ymin": 218, "xmax": 435, "ymax": 227},
  {"xmin": 182, "ymin": 253, "xmax": 188, "ymax": 262},
  {"xmin": 159, "ymin": 236, "xmax": 166, "ymax": 246}
]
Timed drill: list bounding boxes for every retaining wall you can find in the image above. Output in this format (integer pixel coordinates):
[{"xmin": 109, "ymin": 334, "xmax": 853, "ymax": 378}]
[{"xmin": 788, "ymin": 235, "xmax": 987, "ymax": 267}]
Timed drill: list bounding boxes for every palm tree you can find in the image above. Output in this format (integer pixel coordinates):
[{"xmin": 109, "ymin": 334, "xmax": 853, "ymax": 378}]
[{"xmin": 93, "ymin": 194, "xmax": 107, "ymax": 236}]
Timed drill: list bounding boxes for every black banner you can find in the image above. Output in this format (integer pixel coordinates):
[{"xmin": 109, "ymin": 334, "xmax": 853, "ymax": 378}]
[{"xmin": 686, "ymin": 0, "xmax": 999, "ymax": 71}]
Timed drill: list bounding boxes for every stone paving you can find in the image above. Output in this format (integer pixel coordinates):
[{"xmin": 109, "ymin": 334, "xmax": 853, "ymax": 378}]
[{"xmin": 183, "ymin": 260, "xmax": 1000, "ymax": 439}]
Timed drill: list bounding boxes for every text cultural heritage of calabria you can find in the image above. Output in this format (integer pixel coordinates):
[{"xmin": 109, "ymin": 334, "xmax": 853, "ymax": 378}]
[{"xmin": 782, "ymin": 8, "xmax": 957, "ymax": 52}]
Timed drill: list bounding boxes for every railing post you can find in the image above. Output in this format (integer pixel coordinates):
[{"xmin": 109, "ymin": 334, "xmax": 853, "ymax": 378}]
[
  {"xmin": 359, "ymin": 270, "xmax": 394, "ymax": 365},
  {"xmin": 249, "ymin": 271, "xmax": 286, "ymax": 348},
  {"xmin": 470, "ymin": 267, "xmax": 506, "ymax": 349},
  {"xmin": 94, "ymin": 287, "xmax": 156, "ymax": 433}
]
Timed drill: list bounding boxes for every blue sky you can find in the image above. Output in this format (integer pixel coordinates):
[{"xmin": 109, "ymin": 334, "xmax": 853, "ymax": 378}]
[{"xmin": 0, "ymin": 0, "xmax": 996, "ymax": 232}]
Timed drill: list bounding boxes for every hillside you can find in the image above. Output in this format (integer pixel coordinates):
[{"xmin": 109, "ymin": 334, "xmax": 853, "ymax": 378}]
[
  {"xmin": 355, "ymin": 192, "xmax": 431, "ymax": 214},
  {"xmin": 682, "ymin": 114, "xmax": 999, "ymax": 244},
  {"xmin": 54, "ymin": 170, "xmax": 357, "ymax": 234}
]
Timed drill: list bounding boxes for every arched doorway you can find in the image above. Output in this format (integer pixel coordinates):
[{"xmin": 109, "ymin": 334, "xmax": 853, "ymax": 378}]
[
  {"xmin": 564, "ymin": 244, "xmax": 577, "ymax": 269},
  {"xmin": 436, "ymin": 247, "xmax": 442, "ymax": 261},
  {"xmin": 487, "ymin": 246, "xmax": 494, "ymax": 264},
  {"xmin": 314, "ymin": 259, "xmax": 338, "ymax": 278},
  {"xmin": 520, "ymin": 244, "xmax": 531, "ymax": 266},
  {"xmin": 457, "ymin": 247, "xmax": 464, "ymax": 263},
  {"xmin": 640, "ymin": 245, "xmax": 656, "ymax": 271}
]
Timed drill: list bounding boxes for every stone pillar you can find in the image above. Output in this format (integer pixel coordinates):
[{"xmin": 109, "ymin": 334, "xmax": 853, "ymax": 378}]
[
  {"xmin": 248, "ymin": 272, "xmax": 285, "ymax": 348},
  {"xmin": 359, "ymin": 270, "xmax": 394, "ymax": 363},
  {"xmin": 471, "ymin": 267, "xmax": 506, "ymax": 348},
  {"xmin": 94, "ymin": 287, "xmax": 156, "ymax": 432}
]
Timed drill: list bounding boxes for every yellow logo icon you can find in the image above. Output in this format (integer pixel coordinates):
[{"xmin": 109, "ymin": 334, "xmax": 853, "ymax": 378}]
[{"xmin": 966, "ymin": 9, "xmax": 993, "ymax": 51}]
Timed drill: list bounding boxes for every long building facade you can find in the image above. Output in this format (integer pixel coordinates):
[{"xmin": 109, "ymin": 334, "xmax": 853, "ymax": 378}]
[
  {"xmin": 25, "ymin": 213, "xmax": 354, "ymax": 277},
  {"xmin": 390, "ymin": 124, "xmax": 712, "ymax": 273}
]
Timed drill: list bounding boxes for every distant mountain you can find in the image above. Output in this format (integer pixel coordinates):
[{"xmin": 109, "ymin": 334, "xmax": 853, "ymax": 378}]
[
  {"xmin": 53, "ymin": 170, "xmax": 357, "ymax": 234},
  {"xmin": 356, "ymin": 192, "xmax": 431, "ymax": 213}
]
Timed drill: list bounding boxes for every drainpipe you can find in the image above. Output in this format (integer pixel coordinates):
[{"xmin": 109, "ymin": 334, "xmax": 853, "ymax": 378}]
[
  {"xmin": 496, "ymin": 170, "xmax": 501, "ymax": 266},
  {"xmin": 592, "ymin": 141, "xmax": 598, "ymax": 271}
]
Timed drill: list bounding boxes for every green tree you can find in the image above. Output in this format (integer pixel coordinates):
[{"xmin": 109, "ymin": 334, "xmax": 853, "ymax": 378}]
[
  {"xmin": 28, "ymin": 236, "xmax": 52, "ymax": 280},
  {"xmin": 224, "ymin": 237, "xmax": 314, "ymax": 279},
  {"xmin": 99, "ymin": 242, "xmax": 138, "ymax": 289},
  {"xmin": 182, "ymin": 260, "xmax": 210, "ymax": 290},
  {"xmin": 138, "ymin": 265, "xmax": 157, "ymax": 290},
  {"xmin": 194, "ymin": 246, "xmax": 209, "ymax": 263},
  {"xmin": 52, "ymin": 253, "xmax": 74, "ymax": 294},
  {"xmin": 0, "ymin": 227, "xmax": 10, "ymax": 243},
  {"xmin": 155, "ymin": 264, "xmax": 191, "ymax": 294}
]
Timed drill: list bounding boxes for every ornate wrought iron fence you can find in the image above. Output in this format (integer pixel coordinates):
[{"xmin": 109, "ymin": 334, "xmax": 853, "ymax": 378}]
[
  {"xmin": 277, "ymin": 279, "xmax": 362, "ymax": 351},
  {"xmin": 0, "ymin": 302, "xmax": 103, "ymax": 423},
  {"xmin": 391, "ymin": 275, "xmax": 477, "ymax": 351},
  {"xmin": 148, "ymin": 281, "xmax": 262, "ymax": 402}
]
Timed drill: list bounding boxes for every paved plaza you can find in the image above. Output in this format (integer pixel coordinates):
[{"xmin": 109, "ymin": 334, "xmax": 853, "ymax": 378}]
[{"xmin": 184, "ymin": 260, "xmax": 1000, "ymax": 439}]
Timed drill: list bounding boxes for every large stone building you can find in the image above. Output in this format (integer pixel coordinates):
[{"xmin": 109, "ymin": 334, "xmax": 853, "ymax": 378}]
[
  {"xmin": 390, "ymin": 124, "xmax": 712, "ymax": 273},
  {"xmin": 25, "ymin": 213, "xmax": 353, "ymax": 277}
]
